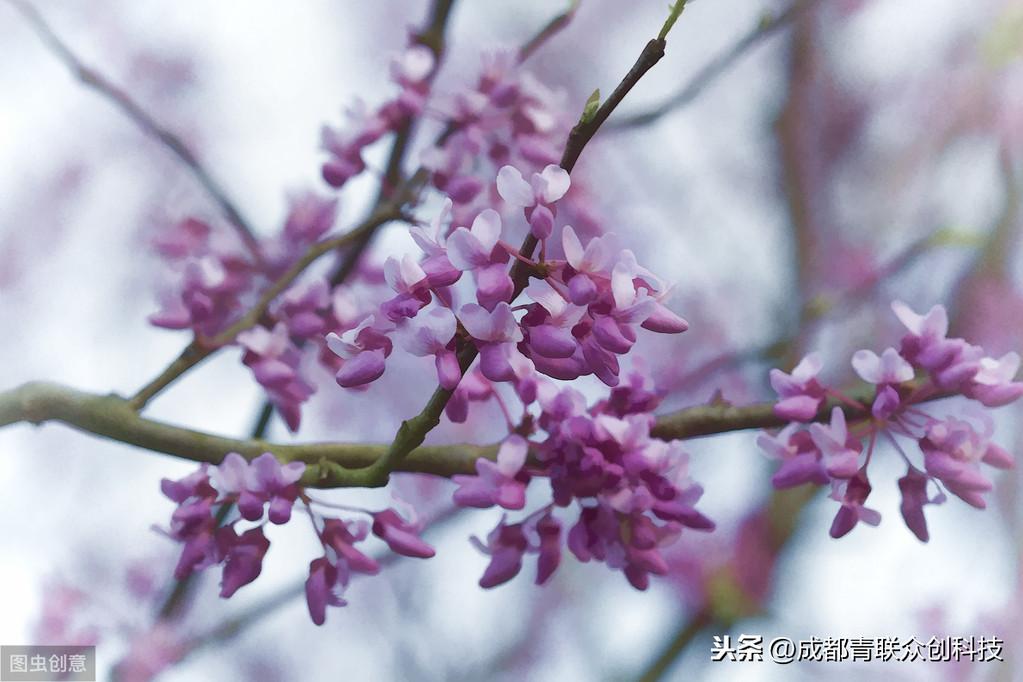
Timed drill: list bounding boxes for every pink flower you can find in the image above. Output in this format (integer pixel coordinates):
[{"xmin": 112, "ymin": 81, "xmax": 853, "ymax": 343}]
[
  {"xmin": 523, "ymin": 280, "xmax": 585, "ymax": 359},
  {"xmin": 320, "ymin": 518, "xmax": 381, "ymax": 577},
  {"xmin": 459, "ymin": 302, "xmax": 524, "ymax": 382},
  {"xmin": 808, "ymin": 408, "xmax": 862, "ymax": 479},
  {"xmin": 397, "ymin": 306, "xmax": 460, "ymax": 389},
  {"xmin": 372, "ymin": 508, "xmax": 436, "ymax": 559},
  {"xmin": 851, "ymin": 347, "xmax": 914, "ymax": 385},
  {"xmin": 381, "ymin": 254, "xmax": 432, "ymax": 321},
  {"xmin": 444, "ymin": 367, "xmax": 494, "ymax": 423},
  {"xmin": 892, "ymin": 300, "xmax": 958, "ymax": 370},
  {"xmin": 534, "ymin": 514, "xmax": 562, "ymax": 585},
  {"xmin": 282, "ymin": 191, "xmax": 337, "ymax": 244},
  {"xmin": 472, "ymin": 518, "xmax": 529, "ymax": 588},
  {"xmin": 274, "ymin": 278, "xmax": 331, "ymax": 338},
  {"xmin": 829, "ymin": 470, "xmax": 881, "ymax": 538},
  {"xmin": 211, "ymin": 452, "xmax": 305, "ymax": 524},
  {"xmin": 326, "ymin": 316, "xmax": 394, "ymax": 387},
  {"xmin": 237, "ymin": 323, "xmax": 315, "ymax": 430},
  {"xmin": 769, "ymin": 352, "xmax": 826, "ymax": 422},
  {"xmin": 965, "ymin": 352, "xmax": 1023, "ymax": 407},
  {"xmin": 305, "ymin": 558, "xmax": 347, "ymax": 626},
  {"xmin": 757, "ymin": 424, "xmax": 829, "ymax": 488},
  {"xmin": 216, "ymin": 526, "xmax": 270, "ymax": 598},
  {"xmin": 496, "ymin": 164, "xmax": 570, "ymax": 238},
  {"xmin": 897, "ymin": 468, "xmax": 945, "ymax": 543},
  {"xmin": 452, "ymin": 436, "xmax": 529, "ymax": 509},
  {"xmin": 918, "ymin": 415, "xmax": 1012, "ymax": 508},
  {"xmin": 446, "ymin": 209, "xmax": 503, "ymax": 271}
]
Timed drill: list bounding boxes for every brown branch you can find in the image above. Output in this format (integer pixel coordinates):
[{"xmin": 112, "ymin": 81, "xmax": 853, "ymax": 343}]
[
  {"xmin": 7, "ymin": 0, "xmax": 266, "ymax": 266},
  {"xmin": 517, "ymin": 0, "xmax": 580, "ymax": 63}
]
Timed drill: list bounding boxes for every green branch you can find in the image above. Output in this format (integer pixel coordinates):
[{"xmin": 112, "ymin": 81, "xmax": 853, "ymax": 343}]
[{"xmin": 0, "ymin": 380, "xmax": 941, "ymax": 488}]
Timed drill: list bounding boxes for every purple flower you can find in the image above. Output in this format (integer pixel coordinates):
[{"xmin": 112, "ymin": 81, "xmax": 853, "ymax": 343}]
[
  {"xmin": 965, "ymin": 352, "xmax": 1023, "ymax": 407},
  {"xmin": 446, "ymin": 209, "xmax": 503, "ymax": 271},
  {"xmin": 326, "ymin": 316, "xmax": 394, "ymax": 388},
  {"xmin": 237, "ymin": 323, "xmax": 315, "ymax": 431},
  {"xmin": 305, "ymin": 557, "xmax": 347, "ymax": 626},
  {"xmin": 444, "ymin": 367, "xmax": 494, "ymax": 423},
  {"xmin": 523, "ymin": 281, "xmax": 585, "ymax": 359},
  {"xmin": 274, "ymin": 278, "xmax": 331, "ymax": 338},
  {"xmin": 497, "ymin": 164, "xmax": 570, "ymax": 208},
  {"xmin": 217, "ymin": 526, "xmax": 270, "ymax": 598},
  {"xmin": 897, "ymin": 468, "xmax": 945, "ymax": 543},
  {"xmin": 381, "ymin": 254, "xmax": 432, "ymax": 321},
  {"xmin": 161, "ymin": 466, "xmax": 221, "ymax": 580},
  {"xmin": 282, "ymin": 191, "xmax": 337, "ymax": 245},
  {"xmin": 397, "ymin": 306, "xmax": 460, "ymax": 389},
  {"xmin": 851, "ymin": 347, "xmax": 914, "ymax": 385},
  {"xmin": 757, "ymin": 424, "xmax": 829, "ymax": 488},
  {"xmin": 410, "ymin": 198, "xmax": 451, "ymax": 257},
  {"xmin": 769, "ymin": 352, "xmax": 826, "ymax": 422},
  {"xmin": 892, "ymin": 300, "xmax": 958, "ymax": 370},
  {"xmin": 496, "ymin": 164, "xmax": 570, "ymax": 239},
  {"xmin": 472, "ymin": 518, "xmax": 529, "ymax": 588},
  {"xmin": 828, "ymin": 470, "xmax": 881, "ymax": 538},
  {"xmin": 247, "ymin": 453, "xmax": 306, "ymax": 523},
  {"xmin": 321, "ymin": 518, "xmax": 381, "ymax": 577},
  {"xmin": 562, "ymin": 225, "xmax": 615, "ymax": 278},
  {"xmin": 161, "ymin": 465, "xmax": 215, "ymax": 504},
  {"xmin": 808, "ymin": 408, "xmax": 862, "ymax": 479},
  {"xmin": 211, "ymin": 452, "xmax": 305, "ymax": 524},
  {"xmin": 452, "ymin": 435, "xmax": 529, "ymax": 509},
  {"xmin": 459, "ymin": 302, "xmax": 523, "ymax": 382},
  {"xmin": 167, "ymin": 498, "xmax": 218, "ymax": 580},
  {"xmin": 871, "ymin": 385, "xmax": 902, "ymax": 420},
  {"xmin": 534, "ymin": 514, "xmax": 562, "ymax": 585},
  {"xmin": 918, "ymin": 416, "xmax": 1008, "ymax": 508},
  {"xmin": 371, "ymin": 508, "xmax": 436, "ymax": 559},
  {"xmin": 410, "ymin": 198, "xmax": 462, "ymax": 287},
  {"xmin": 152, "ymin": 250, "xmax": 253, "ymax": 338}
]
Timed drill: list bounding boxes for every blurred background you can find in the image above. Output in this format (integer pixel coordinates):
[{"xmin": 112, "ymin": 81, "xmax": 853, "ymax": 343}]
[{"xmin": 1, "ymin": 0, "xmax": 1021, "ymax": 679}]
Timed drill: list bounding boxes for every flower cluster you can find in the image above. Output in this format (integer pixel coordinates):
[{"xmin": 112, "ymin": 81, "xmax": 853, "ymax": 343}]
[
  {"xmin": 147, "ymin": 46, "xmax": 603, "ymax": 433},
  {"xmin": 760, "ymin": 301, "xmax": 1021, "ymax": 541},
  {"xmin": 451, "ymin": 370, "xmax": 714, "ymax": 591},
  {"xmin": 160, "ymin": 452, "xmax": 434, "ymax": 625},
  {"xmin": 324, "ymin": 165, "xmax": 688, "ymax": 392},
  {"xmin": 423, "ymin": 50, "xmax": 571, "ymax": 226},
  {"xmin": 320, "ymin": 46, "xmax": 436, "ymax": 189}
]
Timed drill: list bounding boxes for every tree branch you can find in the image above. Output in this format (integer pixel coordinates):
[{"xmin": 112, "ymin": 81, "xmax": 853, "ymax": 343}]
[
  {"xmin": 0, "ymin": 380, "xmax": 948, "ymax": 488},
  {"xmin": 6, "ymin": 0, "xmax": 266, "ymax": 266},
  {"xmin": 517, "ymin": 0, "xmax": 580, "ymax": 63}
]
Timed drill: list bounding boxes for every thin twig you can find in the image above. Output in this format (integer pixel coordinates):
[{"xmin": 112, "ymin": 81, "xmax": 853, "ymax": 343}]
[
  {"xmin": 6, "ymin": 0, "xmax": 266, "ymax": 265},
  {"xmin": 635, "ymin": 610, "xmax": 711, "ymax": 682},
  {"xmin": 609, "ymin": 0, "xmax": 816, "ymax": 132},
  {"xmin": 517, "ymin": 0, "xmax": 580, "ymax": 63}
]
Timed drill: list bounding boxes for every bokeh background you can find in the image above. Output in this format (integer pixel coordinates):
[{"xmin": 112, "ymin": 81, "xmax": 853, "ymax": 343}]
[{"xmin": 1, "ymin": 0, "xmax": 1021, "ymax": 679}]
